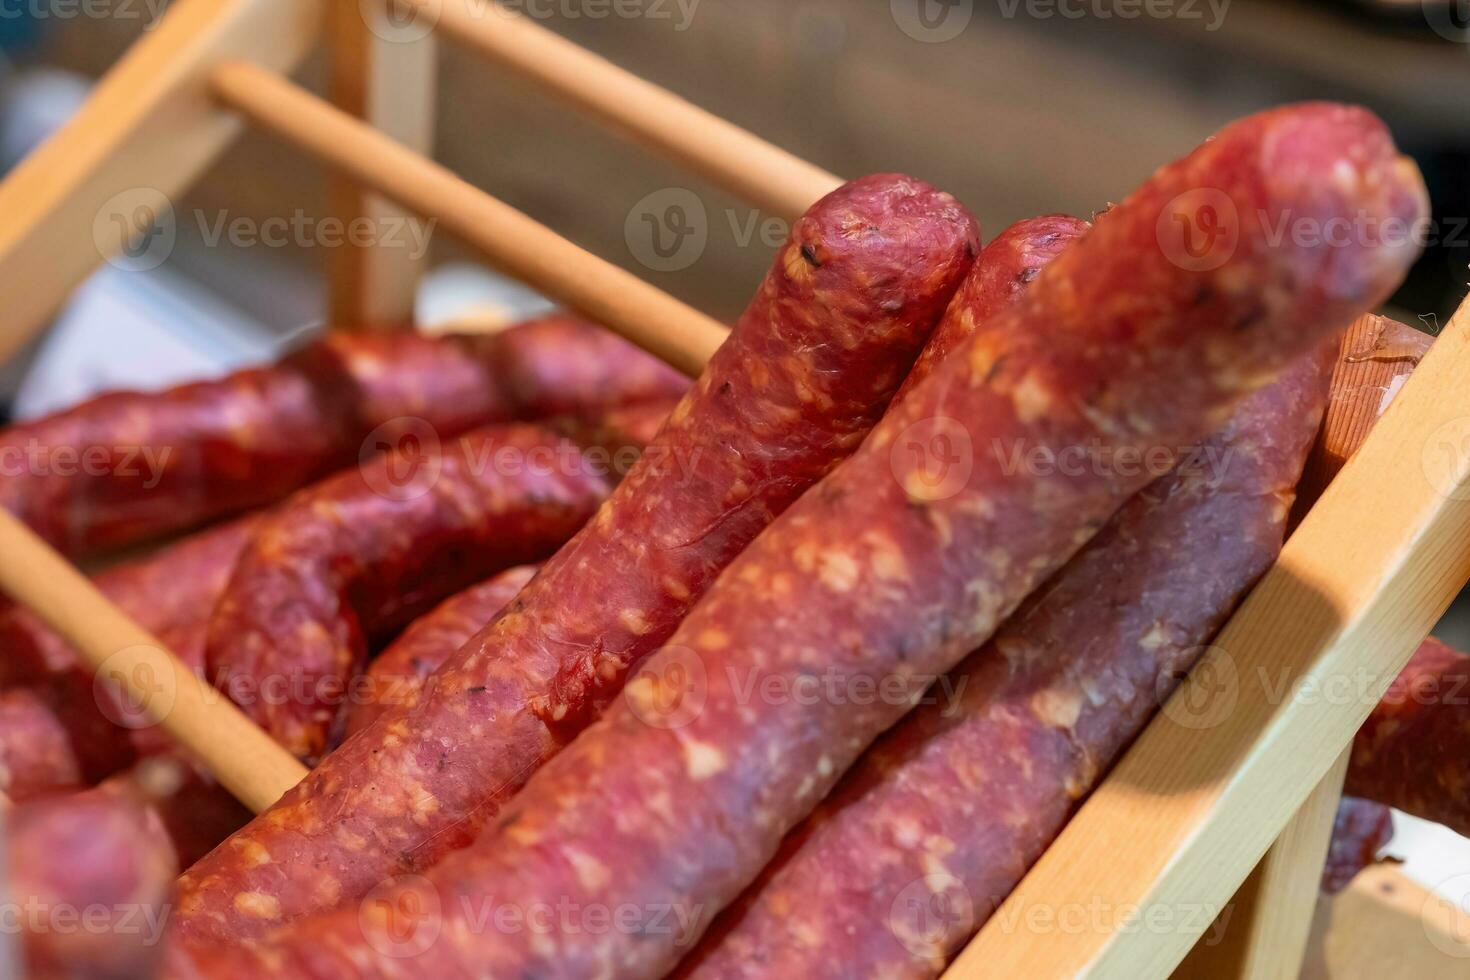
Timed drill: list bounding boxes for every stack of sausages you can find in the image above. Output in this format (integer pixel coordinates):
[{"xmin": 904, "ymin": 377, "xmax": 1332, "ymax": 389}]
[{"xmin": 0, "ymin": 101, "xmax": 1458, "ymax": 979}]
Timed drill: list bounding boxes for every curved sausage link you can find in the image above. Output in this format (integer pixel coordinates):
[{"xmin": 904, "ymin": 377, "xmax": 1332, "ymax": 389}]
[
  {"xmin": 895, "ymin": 213, "xmax": 1089, "ymax": 399},
  {"xmin": 189, "ymin": 105, "xmax": 1422, "ymax": 979},
  {"xmin": 344, "ymin": 565, "xmax": 540, "ymax": 736},
  {"xmin": 167, "ymin": 173, "xmax": 980, "ymax": 946},
  {"xmin": 105, "ymin": 754, "xmax": 254, "ymax": 871},
  {"xmin": 0, "ymin": 315, "xmax": 685, "ymax": 557},
  {"xmin": 206, "ymin": 416, "xmax": 649, "ymax": 763}
]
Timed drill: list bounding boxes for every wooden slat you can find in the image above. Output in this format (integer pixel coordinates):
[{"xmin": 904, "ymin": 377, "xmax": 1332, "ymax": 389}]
[
  {"xmin": 0, "ymin": 0, "xmax": 321, "ymax": 362},
  {"xmin": 0, "ymin": 511, "xmax": 307, "ymax": 813},
  {"xmin": 327, "ymin": 0, "xmax": 437, "ymax": 328},
  {"xmin": 404, "ymin": 0, "xmax": 841, "ymax": 221},
  {"xmin": 1303, "ymin": 864, "xmax": 1470, "ymax": 977},
  {"xmin": 948, "ymin": 294, "xmax": 1470, "ymax": 979},
  {"xmin": 1174, "ymin": 753, "xmax": 1350, "ymax": 980},
  {"xmin": 210, "ymin": 61, "xmax": 727, "ymax": 376},
  {"xmin": 1179, "ymin": 315, "xmax": 1435, "ymax": 979}
]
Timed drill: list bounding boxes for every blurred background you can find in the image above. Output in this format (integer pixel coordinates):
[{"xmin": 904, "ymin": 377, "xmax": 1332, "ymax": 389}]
[
  {"xmin": 2, "ymin": 0, "xmax": 1470, "ymax": 929},
  {"xmin": 3, "ymin": 1, "xmax": 1467, "ymax": 363}
]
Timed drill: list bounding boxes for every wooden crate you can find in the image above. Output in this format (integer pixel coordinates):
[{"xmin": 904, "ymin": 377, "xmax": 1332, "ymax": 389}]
[{"xmin": 1, "ymin": 2, "xmax": 1467, "ymax": 976}]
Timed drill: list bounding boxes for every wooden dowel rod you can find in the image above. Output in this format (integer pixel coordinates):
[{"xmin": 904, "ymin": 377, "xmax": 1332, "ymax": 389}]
[
  {"xmin": 0, "ymin": 511, "xmax": 306, "ymax": 814},
  {"xmin": 210, "ymin": 60, "xmax": 726, "ymax": 377},
  {"xmin": 400, "ymin": 0, "xmax": 842, "ymax": 221}
]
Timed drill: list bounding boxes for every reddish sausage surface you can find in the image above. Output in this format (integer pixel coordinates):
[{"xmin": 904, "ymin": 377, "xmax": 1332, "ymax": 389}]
[
  {"xmin": 206, "ymin": 410, "xmax": 664, "ymax": 763},
  {"xmin": 680, "ymin": 353, "xmax": 1331, "ymax": 978},
  {"xmin": 1346, "ymin": 637, "xmax": 1470, "ymax": 836},
  {"xmin": 105, "ymin": 754, "xmax": 254, "ymax": 871},
  {"xmin": 0, "ymin": 688, "xmax": 83, "ymax": 801},
  {"xmin": 894, "ymin": 214, "xmax": 1089, "ymax": 399},
  {"xmin": 167, "ymin": 173, "xmax": 980, "ymax": 947},
  {"xmin": 344, "ymin": 565, "xmax": 539, "ymax": 736},
  {"xmin": 8, "ymin": 784, "xmax": 178, "ymax": 980},
  {"xmin": 1321, "ymin": 796, "xmax": 1394, "ymax": 895},
  {"xmin": 0, "ymin": 316, "xmax": 685, "ymax": 557},
  {"xmin": 181, "ymin": 104, "xmax": 1424, "ymax": 979}
]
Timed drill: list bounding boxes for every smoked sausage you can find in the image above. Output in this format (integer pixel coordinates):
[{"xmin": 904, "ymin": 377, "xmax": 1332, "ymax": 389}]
[
  {"xmin": 0, "ymin": 688, "xmax": 83, "ymax": 801},
  {"xmin": 343, "ymin": 565, "xmax": 539, "ymax": 735},
  {"xmin": 679, "ymin": 352, "xmax": 1331, "ymax": 978},
  {"xmin": 0, "ymin": 516, "xmax": 260, "ymax": 779},
  {"xmin": 6, "ymin": 784, "xmax": 178, "ymax": 979},
  {"xmin": 191, "ymin": 104, "xmax": 1423, "ymax": 979},
  {"xmin": 206, "ymin": 408, "xmax": 667, "ymax": 762},
  {"xmin": 895, "ymin": 214, "xmax": 1088, "ymax": 399},
  {"xmin": 1321, "ymin": 797, "xmax": 1393, "ymax": 895},
  {"xmin": 0, "ymin": 316, "xmax": 685, "ymax": 557},
  {"xmin": 167, "ymin": 173, "xmax": 980, "ymax": 946},
  {"xmin": 1346, "ymin": 636, "xmax": 1470, "ymax": 836}
]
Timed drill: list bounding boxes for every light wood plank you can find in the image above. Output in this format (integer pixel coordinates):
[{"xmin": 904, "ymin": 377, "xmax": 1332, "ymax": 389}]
[
  {"xmin": 1178, "ymin": 315, "xmax": 1435, "ymax": 978},
  {"xmin": 327, "ymin": 0, "xmax": 437, "ymax": 328},
  {"xmin": 1173, "ymin": 753, "xmax": 1349, "ymax": 980},
  {"xmin": 0, "ymin": 0, "xmax": 321, "ymax": 362},
  {"xmin": 1304, "ymin": 863, "xmax": 1470, "ymax": 977},
  {"xmin": 947, "ymin": 295, "xmax": 1470, "ymax": 979}
]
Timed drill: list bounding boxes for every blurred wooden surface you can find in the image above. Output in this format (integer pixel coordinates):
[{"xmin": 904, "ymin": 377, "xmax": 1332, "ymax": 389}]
[
  {"xmin": 33, "ymin": 0, "xmax": 1470, "ymax": 327},
  {"xmin": 1303, "ymin": 863, "xmax": 1470, "ymax": 978}
]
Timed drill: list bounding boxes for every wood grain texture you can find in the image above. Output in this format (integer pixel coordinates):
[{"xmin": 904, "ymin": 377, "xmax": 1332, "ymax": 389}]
[
  {"xmin": 1303, "ymin": 864, "xmax": 1470, "ymax": 977},
  {"xmin": 1173, "ymin": 753, "xmax": 1351, "ymax": 980},
  {"xmin": 326, "ymin": 0, "xmax": 437, "ymax": 328},
  {"xmin": 1294, "ymin": 315, "xmax": 1435, "ymax": 525},
  {"xmin": 1181, "ymin": 315, "xmax": 1435, "ymax": 979}
]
